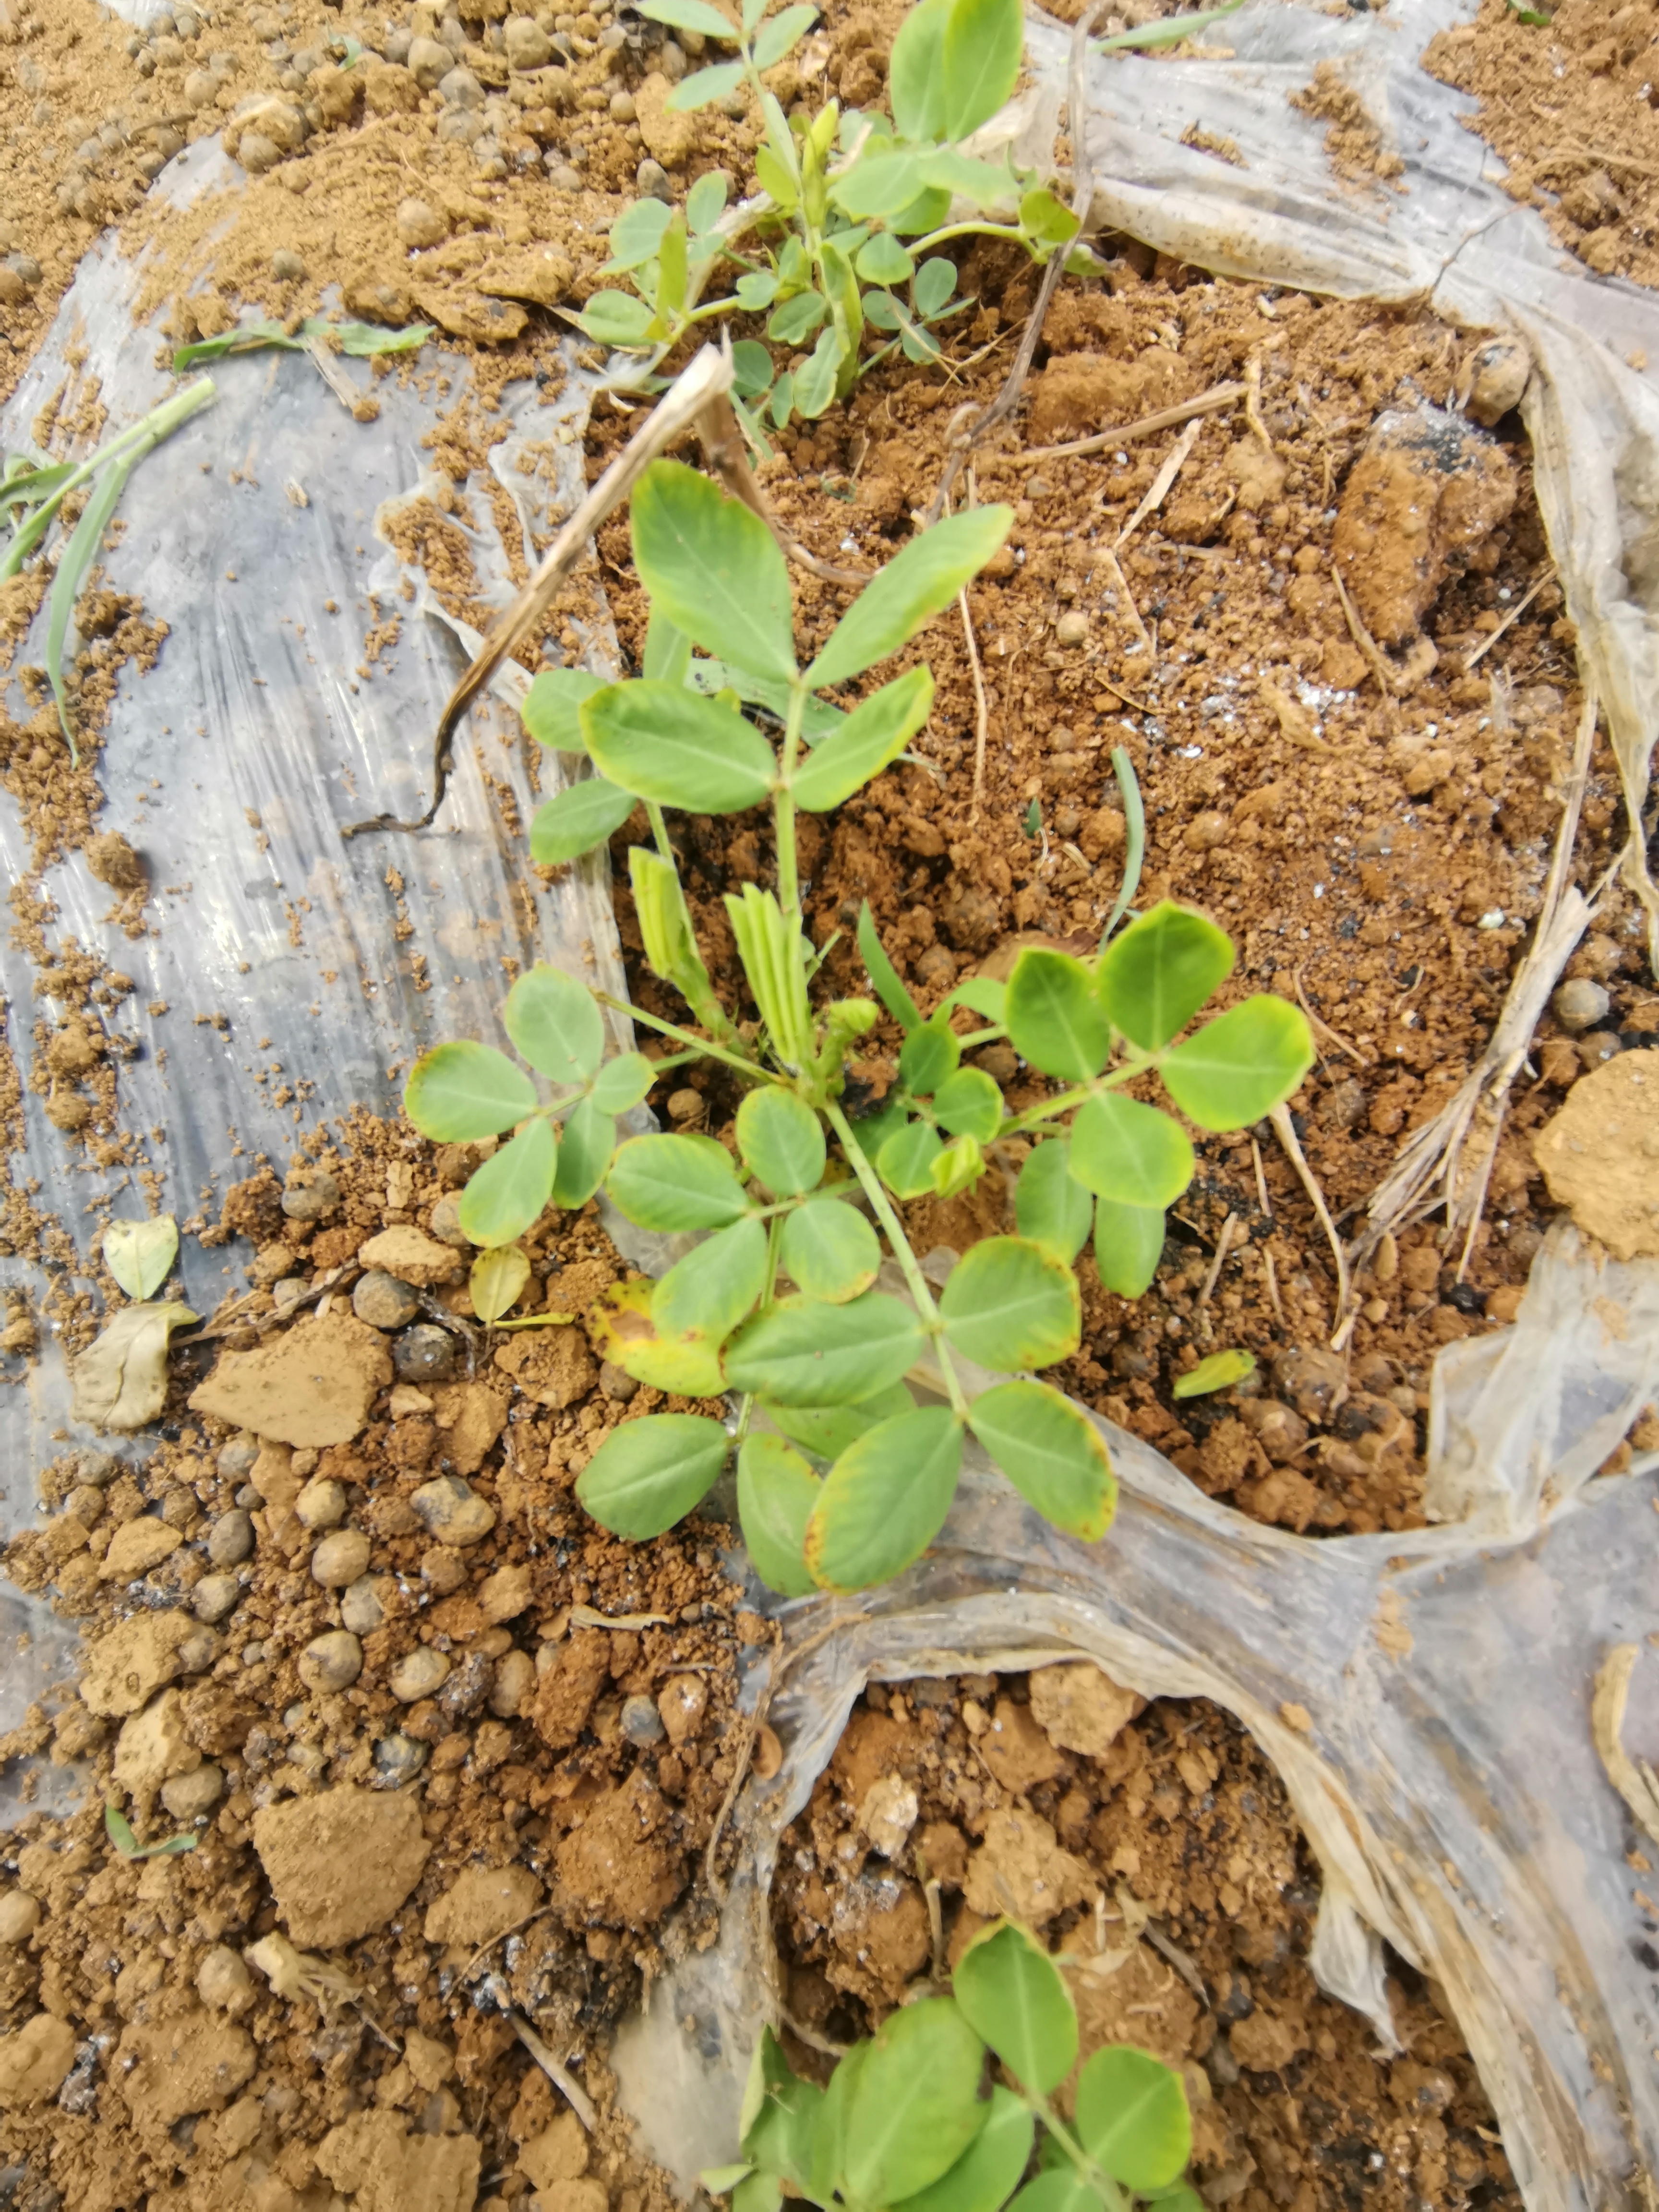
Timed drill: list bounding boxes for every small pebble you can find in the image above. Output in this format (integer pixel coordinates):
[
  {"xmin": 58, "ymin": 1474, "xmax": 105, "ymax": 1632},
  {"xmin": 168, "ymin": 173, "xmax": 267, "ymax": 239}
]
[
  {"xmin": 440, "ymin": 64, "xmax": 485, "ymax": 107},
  {"xmin": 196, "ymin": 1944, "xmax": 253, "ymax": 2014},
  {"xmin": 394, "ymin": 1323, "xmax": 458, "ymax": 1383},
  {"xmin": 340, "ymin": 1575, "xmax": 387, "ymax": 1634},
  {"xmin": 410, "ymin": 1476, "xmax": 496, "ymax": 1547},
  {"xmin": 599, "ymin": 1359, "xmax": 638, "ymax": 1403},
  {"xmin": 609, "ymin": 88, "xmax": 636, "ymax": 121},
  {"xmin": 310, "ymin": 1529, "xmax": 372, "ymax": 1588},
  {"xmin": 635, "ymin": 156, "xmax": 672, "ymax": 199},
  {"xmin": 657, "ymin": 1672, "xmax": 707, "ymax": 1747},
  {"xmin": 374, "ymin": 1732, "xmax": 428, "ymax": 1784},
  {"xmin": 298, "ymin": 1630, "xmax": 363, "ymax": 1693},
  {"xmin": 427, "ymin": 1194, "xmax": 471, "ymax": 1248},
  {"xmin": 389, "ymin": 1647, "xmax": 451, "ymax": 1703},
  {"xmin": 0, "ymin": 1893, "xmax": 40, "ymax": 1946},
  {"xmin": 437, "ymin": 108, "xmax": 485, "ymax": 145},
  {"xmin": 546, "ymin": 161, "xmax": 584, "ymax": 191},
  {"xmin": 192, "ymin": 1573, "xmax": 242, "ymax": 1625},
  {"xmin": 280, "ymin": 1173, "xmax": 337, "ymax": 1222},
  {"xmin": 206, "ymin": 1509, "xmax": 254, "ymax": 1568},
  {"xmin": 397, "ymin": 196, "xmax": 447, "ymax": 250},
  {"xmin": 385, "ymin": 26, "xmax": 414, "ymax": 62},
  {"xmin": 439, "ymin": 1651, "xmax": 493, "ymax": 1719},
  {"xmin": 489, "ymin": 1649, "xmax": 535, "ymax": 1718},
  {"xmin": 274, "ymin": 1277, "xmax": 309, "ymax": 1310},
  {"xmin": 216, "ymin": 1434, "xmax": 259, "ymax": 1482},
  {"xmin": 421, "ymin": 1546, "xmax": 468, "ymax": 1596},
  {"xmin": 294, "ymin": 1478, "xmax": 348, "ymax": 1531},
  {"xmin": 76, "ymin": 1449, "xmax": 121, "ymax": 1488},
  {"xmin": 161, "ymin": 1763, "xmax": 224, "ymax": 1819},
  {"xmin": 1055, "ymin": 611, "xmax": 1089, "ymax": 646},
  {"xmin": 621, "ymin": 1693, "xmax": 665, "ymax": 1746},
  {"xmin": 270, "ymin": 247, "xmax": 306, "ymax": 281},
  {"xmin": 242, "ymin": 1643, "xmax": 267, "ymax": 1667},
  {"xmin": 354, "ymin": 1272, "xmax": 421, "ymax": 1331},
  {"xmin": 406, "ymin": 34, "xmax": 452, "ymax": 89},
  {"xmin": 1553, "ymin": 977, "xmax": 1610, "ymax": 1034}
]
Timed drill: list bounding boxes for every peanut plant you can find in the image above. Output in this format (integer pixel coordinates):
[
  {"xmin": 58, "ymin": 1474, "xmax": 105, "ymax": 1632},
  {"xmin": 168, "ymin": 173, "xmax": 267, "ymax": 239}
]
[
  {"xmin": 577, "ymin": 0, "xmax": 1092, "ymax": 426},
  {"xmin": 705, "ymin": 1919, "xmax": 1200, "ymax": 2212},
  {"xmin": 402, "ymin": 460, "xmax": 1311, "ymax": 1593}
]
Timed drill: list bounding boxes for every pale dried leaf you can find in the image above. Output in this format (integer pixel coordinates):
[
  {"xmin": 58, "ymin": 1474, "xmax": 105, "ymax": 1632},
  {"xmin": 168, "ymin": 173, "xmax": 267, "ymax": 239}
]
[{"xmin": 72, "ymin": 1302, "xmax": 198, "ymax": 1432}]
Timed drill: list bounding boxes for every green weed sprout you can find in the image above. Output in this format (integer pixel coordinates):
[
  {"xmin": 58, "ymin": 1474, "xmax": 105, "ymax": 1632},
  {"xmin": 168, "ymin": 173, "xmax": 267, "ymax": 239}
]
[
  {"xmin": 401, "ymin": 460, "xmax": 1312, "ymax": 1594},
  {"xmin": 576, "ymin": 0, "xmax": 1094, "ymax": 429},
  {"xmin": 704, "ymin": 1919, "xmax": 1201, "ymax": 2212}
]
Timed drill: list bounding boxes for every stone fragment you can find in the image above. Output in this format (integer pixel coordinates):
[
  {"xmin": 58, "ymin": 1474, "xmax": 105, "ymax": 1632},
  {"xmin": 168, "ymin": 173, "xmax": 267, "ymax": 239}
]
[
  {"xmin": 1028, "ymin": 1663, "xmax": 1143, "ymax": 1757},
  {"xmin": 252, "ymin": 1785, "xmax": 432, "ymax": 1946},
  {"xmin": 188, "ymin": 1314, "xmax": 392, "ymax": 1448}
]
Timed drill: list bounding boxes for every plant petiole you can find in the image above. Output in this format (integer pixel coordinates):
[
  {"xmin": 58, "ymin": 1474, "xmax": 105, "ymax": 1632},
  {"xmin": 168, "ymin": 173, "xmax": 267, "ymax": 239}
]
[
  {"xmin": 773, "ymin": 677, "xmax": 809, "ymax": 923},
  {"xmin": 591, "ymin": 989, "xmax": 779, "ymax": 1086}
]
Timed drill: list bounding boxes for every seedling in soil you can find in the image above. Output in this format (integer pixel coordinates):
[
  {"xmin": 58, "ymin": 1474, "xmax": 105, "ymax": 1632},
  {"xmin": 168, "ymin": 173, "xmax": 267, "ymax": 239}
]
[
  {"xmin": 577, "ymin": 0, "xmax": 1096, "ymax": 426},
  {"xmin": 105, "ymin": 1804, "xmax": 198, "ymax": 1860},
  {"xmin": 403, "ymin": 460, "xmax": 1312, "ymax": 1593},
  {"xmin": 2, "ymin": 376, "xmax": 216, "ymax": 759},
  {"xmin": 705, "ymin": 1918, "xmax": 1199, "ymax": 2212}
]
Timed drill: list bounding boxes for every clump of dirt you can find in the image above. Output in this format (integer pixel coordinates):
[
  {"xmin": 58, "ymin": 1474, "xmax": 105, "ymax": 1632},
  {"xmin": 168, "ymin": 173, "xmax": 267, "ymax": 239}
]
[
  {"xmin": 0, "ymin": 1112, "xmax": 760, "ymax": 2211},
  {"xmin": 773, "ymin": 1671, "xmax": 1521, "ymax": 2212},
  {"xmin": 1532, "ymin": 1048, "xmax": 1659, "ymax": 1258},
  {"xmin": 1289, "ymin": 60, "xmax": 1405, "ymax": 186},
  {"xmin": 1424, "ymin": 0, "xmax": 1659, "ymax": 289}
]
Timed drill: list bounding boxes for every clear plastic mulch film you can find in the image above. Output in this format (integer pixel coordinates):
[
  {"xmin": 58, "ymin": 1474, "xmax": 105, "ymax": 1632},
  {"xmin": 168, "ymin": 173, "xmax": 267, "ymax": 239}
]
[{"xmin": 0, "ymin": 3, "xmax": 1656, "ymax": 2206}]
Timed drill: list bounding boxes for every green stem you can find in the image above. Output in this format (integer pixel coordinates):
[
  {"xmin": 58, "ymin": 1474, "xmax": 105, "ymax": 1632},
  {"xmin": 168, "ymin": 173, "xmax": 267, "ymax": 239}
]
[
  {"xmin": 1020, "ymin": 2092, "xmax": 1131, "ymax": 2212},
  {"xmin": 909, "ymin": 220, "xmax": 1027, "ymax": 255},
  {"xmin": 1, "ymin": 377, "xmax": 216, "ymax": 582},
  {"xmin": 773, "ymin": 679, "xmax": 808, "ymax": 923},
  {"xmin": 824, "ymin": 1098, "xmax": 969, "ymax": 1419},
  {"xmin": 592, "ymin": 990, "xmax": 775, "ymax": 1085},
  {"xmin": 1000, "ymin": 1057, "xmax": 1157, "ymax": 1136}
]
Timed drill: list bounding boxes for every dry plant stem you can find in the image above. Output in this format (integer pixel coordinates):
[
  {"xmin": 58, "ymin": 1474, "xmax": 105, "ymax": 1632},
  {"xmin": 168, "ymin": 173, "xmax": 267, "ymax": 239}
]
[
  {"xmin": 1293, "ymin": 968, "xmax": 1372, "ymax": 1067},
  {"xmin": 1463, "ymin": 568, "xmax": 1552, "ymax": 668},
  {"xmin": 1100, "ymin": 543, "xmax": 1154, "ymax": 658},
  {"xmin": 1262, "ymin": 1245, "xmax": 1288, "ymax": 1332},
  {"xmin": 305, "ymin": 336, "xmax": 362, "ymax": 415},
  {"xmin": 1244, "ymin": 349, "xmax": 1273, "ymax": 451},
  {"xmin": 1591, "ymin": 1644, "xmax": 1659, "ymax": 1851},
  {"xmin": 456, "ymin": 1906, "xmax": 554, "ymax": 1986},
  {"xmin": 342, "ymin": 344, "xmax": 736, "ymax": 838},
  {"xmin": 703, "ymin": 1653, "xmax": 778, "ymax": 1900},
  {"xmin": 511, "ymin": 2012, "xmax": 599, "ymax": 2132},
  {"xmin": 921, "ymin": 0, "xmax": 1107, "ymax": 525},
  {"xmin": 1115, "ymin": 416, "xmax": 1203, "ymax": 550},
  {"xmin": 1332, "ymin": 568, "xmax": 1405, "ymax": 698},
  {"xmin": 1250, "ymin": 1133, "xmax": 1272, "ymax": 1219},
  {"xmin": 962, "ymin": 580, "xmax": 991, "ymax": 823},
  {"xmin": 1346, "ymin": 689, "xmax": 1599, "ymax": 1303},
  {"xmin": 1269, "ymin": 1101, "xmax": 1351, "ymax": 1343},
  {"xmin": 1198, "ymin": 1212, "xmax": 1237, "ymax": 1307},
  {"xmin": 694, "ymin": 383, "xmax": 866, "ymax": 589},
  {"xmin": 1000, "ymin": 380, "xmax": 1245, "ymax": 467},
  {"xmin": 1093, "ymin": 671, "xmax": 1154, "ymax": 714}
]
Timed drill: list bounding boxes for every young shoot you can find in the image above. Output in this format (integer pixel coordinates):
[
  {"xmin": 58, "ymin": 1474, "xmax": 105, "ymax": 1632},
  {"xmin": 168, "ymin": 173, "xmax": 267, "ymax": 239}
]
[
  {"xmin": 402, "ymin": 460, "xmax": 1312, "ymax": 1596},
  {"xmin": 706, "ymin": 1917, "xmax": 1201, "ymax": 2212}
]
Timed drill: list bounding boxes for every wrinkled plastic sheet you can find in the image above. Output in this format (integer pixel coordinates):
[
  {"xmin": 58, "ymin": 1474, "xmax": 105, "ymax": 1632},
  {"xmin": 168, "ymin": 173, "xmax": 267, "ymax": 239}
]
[{"xmin": 3, "ymin": 12, "xmax": 1659, "ymax": 2208}]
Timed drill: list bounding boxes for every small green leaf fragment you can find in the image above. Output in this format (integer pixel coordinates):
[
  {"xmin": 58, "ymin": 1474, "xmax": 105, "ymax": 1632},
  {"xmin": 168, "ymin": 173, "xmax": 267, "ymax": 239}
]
[
  {"xmin": 1006, "ymin": 947, "xmax": 1111, "ymax": 1082},
  {"xmin": 898, "ymin": 1019, "xmax": 960, "ymax": 1097},
  {"xmin": 735, "ymin": 1086, "xmax": 827, "ymax": 1196},
  {"xmin": 761, "ymin": 1380, "xmax": 914, "ymax": 1461},
  {"xmin": 933, "ymin": 1066, "xmax": 1002, "ymax": 1144},
  {"xmin": 405, "ymin": 1041, "xmax": 538, "ymax": 1144},
  {"xmin": 581, "ymin": 678, "xmax": 777, "ymax": 814},
  {"xmin": 631, "ymin": 458, "xmax": 796, "ymax": 681},
  {"xmin": 857, "ymin": 900, "xmax": 922, "ymax": 1033},
  {"xmin": 529, "ymin": 777, "xmax": 637, "ymax": 865},
  {"xmin": 522, "ymin": 666, "xmax": 606, "ymax": 752},
  {"xmin": 839, "ymin": 1995, "xmax": 988, "ymax": 2202},
  {"xmin": 888, "ymin": 2086, "xmax": 1034, "ymax": 2212},
  {"xmin": 952, "ymin": 1919, "xmax": 1079, "ymax": 2094},
  {"xmin": 1014, "ymin": 1140, "xmax": 1093, "ymax": 1264},
  {"xmin": 551, "ymin": 1095, "xmax": 615, "ymax": 1209},
  {"xmin": 791, "ymin": 665, "xmax": 934, "ymax": 813},
  {"xmin": 607, "ymin": 1132, "xmax": 748, "ymax": 1231},
  {"xmin": 576, "ymin": 1412, "xmax": 730, "ymax": 1539},
  {"xmin": 652, "ymin": 1216, "xmax": 769, "ymax": 1345},
  {"xmin": 877, "ymin": 1118, "xmax": 943, "ymax": 1201},
  {"xmin": 1172, "ymin": 1348, "xmax": 1257, "ymax": 1399},
  {"xmin": 470, "ymin": 1245, "xmax": 530, "ymax": 1324},
  {"xmin": 1070, "ymin": 1093, "xmax": 1194, "ymax": 1210},
  {"xmin": 590, "ymin": 1053, "xmax": 656, "ymax": 1114},
  {"xmin": 1074, "ymin": 2044, "xmax": 1191, "ymax": 2190},
  {"xmin": 806, "ymin": 505, "xmax": 1012, "ymax": 690}
]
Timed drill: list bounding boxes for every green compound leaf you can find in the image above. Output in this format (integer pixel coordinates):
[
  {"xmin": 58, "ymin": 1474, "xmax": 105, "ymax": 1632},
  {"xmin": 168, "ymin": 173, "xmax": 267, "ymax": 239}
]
[
  {"xmin": 503, "ymin": 963, "xmax": 604, "ymax": 1086},
  {"xmin": 1095, "ymin": 900, "xmax": 1234, "ymax": 1050},
  {"xmin": 858, "ymin": 900, "xmax": 922, "ymax": 1033},
  {"xmin": 805, "ymin": 505, "xmax": 1013, "ymax": 690},
  {"xmin": 652, "ymin": 1215, "xmax": 769, "ymax": 1346},
  {"xmin": 968, "ymin": 1380, "xmax": 1116, "ymax": 1541},
  {"xmin": 952, "ymin": 1919, "xmax": 1079, "ymax": 2096},
  {"xmin": 590, "ymin": 1052, "xmax": 656, "ymax": 1114},
  {"xmin": 931, "ymin": 1132, "xmax": 984, "ymax": 1200},
  {"xmin": 899, "ymin": 1020, "xmax": 960, "ymax": 1096},
  {"xmin": 458, "ymin": 1118, "xmax": 558, "ymax": 1247},
  {"xmin": 737, "ymin": 1432, "xmax": 820, "ymax": 1598},
  {"xmin": 840, "ymin": 1995, "xmax": 988, "ymax": 2203},
  {"xmin": 405, "ymin": 1041, "xmax": 538, "ymax": 1143},
  {"xmin": 576, "ymin": 1411, "xmax": 730, "ymax": 1539},
  {"xmin": 724, "ymin": 1290, "xmax": 923, "ymax": 1406},
  {"xmin": 890, "ymin": 2086, "xmax": 1034, "ymax": 2212},
  {"xmin": 607, "ymin": 1132, "xmax": 749, "ymax": 1231},
  {"xmin": 552, "ymin": 1095, "xmax": 616, "ymax": 1208},
  {"xmin": 939, "ymin": 1236, "xmax": 1080, "ymax": 1372},
  {"xmin": 792, "ymin": 665, "xmax": 934, "ymax": 813},
  {"xmin": 1014, "ymin": 1140, "xmax": 1093, "ymax": 1264},
  {"xmin": 1070, "ymin": 1093, "xmax": 1193, "ymax": 1210},
  {"xmin": 632, "ymin": 458, "xmax": 796, "ymax": 682},
  {"xmin": 768, "ymin": 291, "xmax": 829, "ymax": 346},
  {"xmin": 934, "ymin": 1066, "xmax": 1002, "ymax": 1144},
  {"xmin": 878, "ymin": 1118, "xmax": 943, "ymax": 1200},
  {"xmin": 529, "ymin": 776, "xmax": 637, "ymax": 866},
  {"xmin": 887, "ymin": 0, "xmax": 951, "ymax": 138},
  {"xmin": 762, "ymin": 1380, "xmax": 914, "ymax": 1461},
  {"xmin": 1160, "ymin": 997, "xmax": 1314, "ymax": 1131},
  {"xmin": 1006, "ymin": 948, "xmax": 1111, "ymax": 1082},
  {"xmin": 736, "ymin": 1086, "xmax": 827, "ymax": 1196},
  {"xmin": 1173, "ymin": 1347, "xmax": 1257, "ymax": 1399},
  {"xmin": 522, "ymin": 666, "xmax": 606, "ymax": 752},
  {"xmin": 778, "ymin": 1196, "xmax": 881, "ymax": 1303},
  {"xmin": 1074, "ymin": 2044, "xmax": 1191, "ymax": 2191},
  {"xmin": 1094, "ymin": 1199, "xmax": 1165, "ymax": 1299},
  {"xmin": 581, "ymin": 679, "xmax": 777, "ymax": 814},
  {"xmin": 103, "ymin": 1216, "xmax": 178, "ymax": 1302},
  {"xmin": 470, "ymin": 1245, "xmax": 530, "ymax": 1324},
  {"xmin": 856, "ymin": 232, "xmax": 915, "ymax": 286},
  {"xmin": 941, "ymin": 0, "xmax": 1024, "ymax": 139}
]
